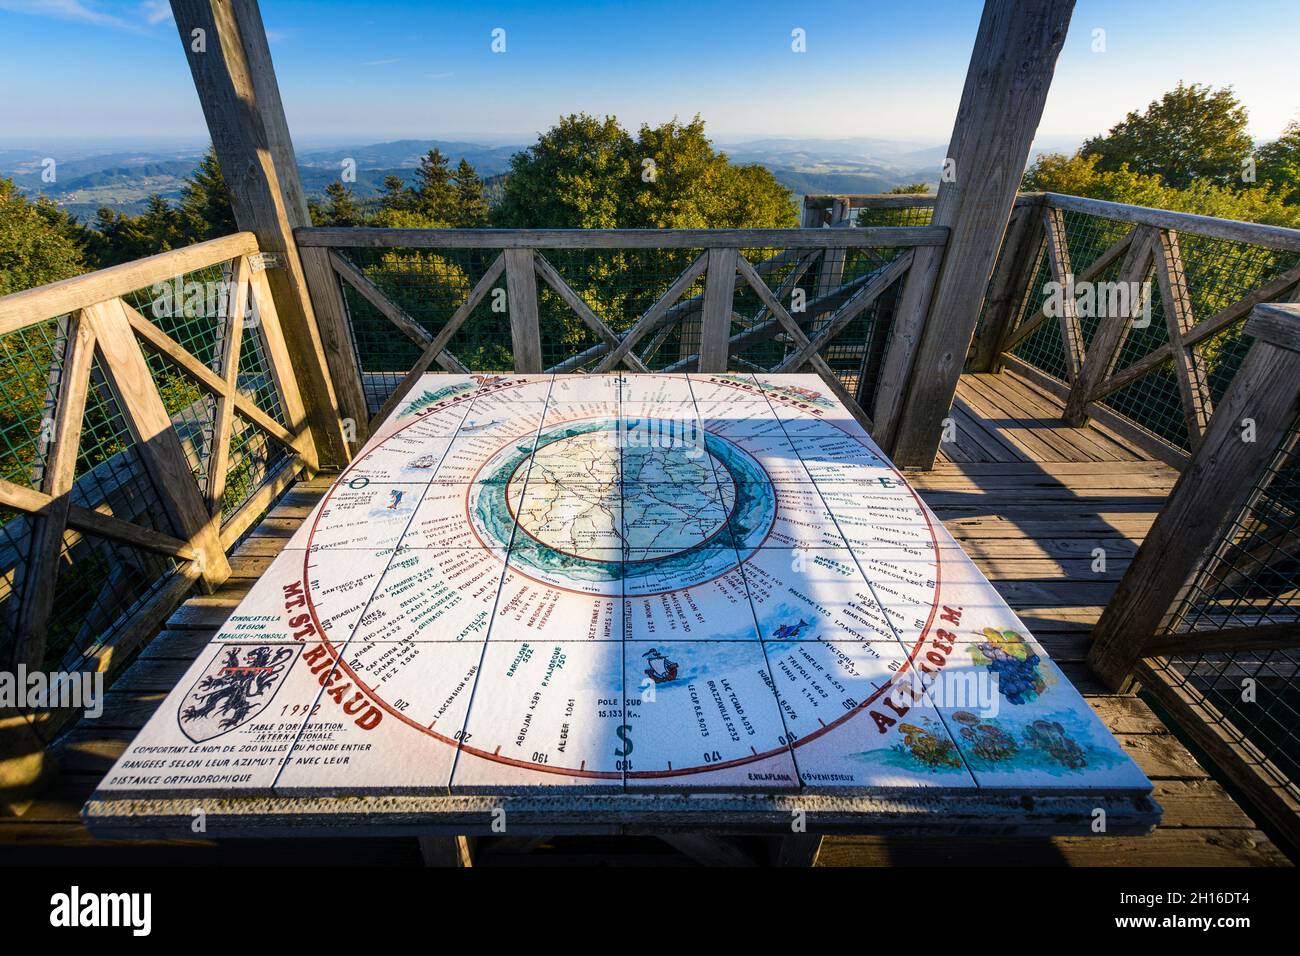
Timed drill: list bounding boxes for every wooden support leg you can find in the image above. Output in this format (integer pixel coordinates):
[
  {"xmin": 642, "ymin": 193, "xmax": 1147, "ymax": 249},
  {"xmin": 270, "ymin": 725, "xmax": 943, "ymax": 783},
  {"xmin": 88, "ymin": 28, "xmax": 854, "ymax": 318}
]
[
  {"xmin": 418, "ymin": 835, "xmax": 475, "ymax": 867},
  {"xmin": 659, "ymin": 835, "xmax": 759, "ymax": 867},
  {"xmin": 769, "ymin": 834, "xmax": 823, "ymax": 867}
]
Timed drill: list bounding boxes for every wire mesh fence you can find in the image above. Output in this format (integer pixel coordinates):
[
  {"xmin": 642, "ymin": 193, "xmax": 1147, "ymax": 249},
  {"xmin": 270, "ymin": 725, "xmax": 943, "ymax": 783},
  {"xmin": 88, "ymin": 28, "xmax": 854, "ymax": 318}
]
[
  {"xmin": 0, "ymin": 248, "xmax": 302, "ymax": 675},
  {"xmin": 329, "ymin": 238, "xmax": 912, "ymax": 412},
  {"xmin": 1000, "ymin": 201, "xmax": 1300, "ymax": 454},
  {"xmin": 1156, "ymin": 417, "xmax": 1300, "ymax": 799}
]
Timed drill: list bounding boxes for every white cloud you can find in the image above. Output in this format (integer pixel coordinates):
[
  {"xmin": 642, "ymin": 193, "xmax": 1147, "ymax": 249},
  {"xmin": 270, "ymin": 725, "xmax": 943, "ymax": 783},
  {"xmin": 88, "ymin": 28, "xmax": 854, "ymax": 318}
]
[
  {"xmin": 364, "ymin": 58, "xmax": 401, "ymax": 67},
  {"xmin": 0, "ymin": 0, "xmax": 133, "ymax": 29},
  {"xmin": 140, "ymin": 0, "xmax": 171, "ymax": 25}
]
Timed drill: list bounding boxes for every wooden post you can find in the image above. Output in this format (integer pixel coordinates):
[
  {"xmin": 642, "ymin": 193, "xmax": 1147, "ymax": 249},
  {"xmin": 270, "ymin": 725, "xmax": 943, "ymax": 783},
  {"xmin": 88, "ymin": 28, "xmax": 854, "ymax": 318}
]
[
  {"xmin": 967, "ymin": 197, "xmax": 1044, "ymax": 372},
  {"xmin": 11, "ymin": 314, "xmax": 95, "ymax": 670},
  {"xmin": 169, "ymin": 0, "xmax": 353, "ymax": 467},
  {"xmin": 698, "ymin": 248, "xmax": 738, "ymax": 372},
  {"xmin": 503, "ymin": 248, "xmax": 542, "ymax": 372},
  {"xmin": 1087, "ymin": 303, "xmax": 1300, "ymax": 688},
  {"xmin": 83, "ymin": 299, "xmax": 233, "ymax": 590},
  {"xmin": 873, "ymin": 0, "xmax": 1075, "ymax": 466}
]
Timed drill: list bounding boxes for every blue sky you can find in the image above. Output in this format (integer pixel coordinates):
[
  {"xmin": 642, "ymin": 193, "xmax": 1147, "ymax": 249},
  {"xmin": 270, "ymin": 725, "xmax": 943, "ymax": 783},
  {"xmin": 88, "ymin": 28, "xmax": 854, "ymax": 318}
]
[{"xmin": 1, "ymin": 0, "xmax": 1297, "ymax": 149}]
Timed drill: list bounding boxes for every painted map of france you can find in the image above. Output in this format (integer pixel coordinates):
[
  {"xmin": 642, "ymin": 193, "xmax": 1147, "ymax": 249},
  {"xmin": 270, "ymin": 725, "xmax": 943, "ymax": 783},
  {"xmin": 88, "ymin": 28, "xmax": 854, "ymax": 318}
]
[{"xmin": 96, "ymin": 373, "xmax": 1151, "ymax": 797}]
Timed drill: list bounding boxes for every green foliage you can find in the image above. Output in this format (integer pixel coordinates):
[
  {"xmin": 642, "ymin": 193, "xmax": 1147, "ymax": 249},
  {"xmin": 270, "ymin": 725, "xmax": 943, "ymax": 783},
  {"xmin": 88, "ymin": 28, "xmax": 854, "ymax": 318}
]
[
  {"xmin": 494, "ymin": 113, "xmax": 796, "ymax": 229},
  {"xmin": 1023, "ymin": 152, "xmax": 1300, "ymax": 228},
  {"xmin": 0, "ymin": 177, "xmax": 90, "ymax": 295},
  {"xmin": 319, "ymin": 181, "xmax": 365, "ymax": 227},
  {"xmin": 1256, "ymin": 119, "xmax": 1300, "ymax": 203},
  {"xmin": 887, "ymin": 183, "xmax": 932, "ymax": 195},
  {"xmin": 454, "ymin": 159, "xmax": 489, "ymax": 227},
  {"xmin": 179, "ymin": 146, "xmax": 237, "ymax": 240},
  {"xmin": 1081, "ymin": 82, "xmax": 1254, "ymax": 189}
]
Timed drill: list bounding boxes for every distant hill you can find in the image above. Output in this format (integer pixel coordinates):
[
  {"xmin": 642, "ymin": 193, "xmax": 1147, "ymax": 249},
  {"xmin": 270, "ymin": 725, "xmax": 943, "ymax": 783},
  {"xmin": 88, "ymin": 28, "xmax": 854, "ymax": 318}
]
[{"xmin": 8, "ymin": 134, "xmax": 1101, "ymax": 224}]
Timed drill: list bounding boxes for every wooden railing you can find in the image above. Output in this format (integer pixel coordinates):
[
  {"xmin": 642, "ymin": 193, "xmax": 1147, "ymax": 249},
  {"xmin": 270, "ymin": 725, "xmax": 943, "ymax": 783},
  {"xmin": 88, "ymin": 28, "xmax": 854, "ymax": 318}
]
[
  {"xmin": 0, "ymin": 233, "xmax": 316, "ymax": 690},
  {"xmin": 977, "ymin": 192, "xmax": 1300, "ymax": 468},
  {"xmin": 295, "ymin": 225, "xmax": 946, "ymax": 433},
  {"xmin": 1088, "ymin": 302, "xmax": 1300, "ymax": 849}
]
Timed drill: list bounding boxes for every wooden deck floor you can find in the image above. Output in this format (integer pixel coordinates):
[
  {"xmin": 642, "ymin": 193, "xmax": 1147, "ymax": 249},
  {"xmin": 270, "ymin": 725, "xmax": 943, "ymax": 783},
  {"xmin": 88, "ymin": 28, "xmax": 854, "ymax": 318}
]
[{"xmin": 0, "ymin": 370, "xmax": 1290, "ymax": 866}]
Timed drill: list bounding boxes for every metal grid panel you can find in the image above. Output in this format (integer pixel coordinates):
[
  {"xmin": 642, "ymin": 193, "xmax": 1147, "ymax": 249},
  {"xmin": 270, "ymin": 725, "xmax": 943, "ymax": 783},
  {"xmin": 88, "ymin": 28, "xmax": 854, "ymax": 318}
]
[
  {"xmin": 222, "ymin": 412, "xmax": 292, "ymax": 519},
  {"xmin": 1010, "ymin": 251, "xmax": 1069, "ymax": 380},
  {"xmin": 854, "ymin": 204, "xmax": 934, "ymax": 227},
  {"xmin": 122, "ymin": 261, "xmax": 231, "ymax": 371},
  {"xmin": 0, "ymin": 317, "xmax": 66, "ymax": 488},
  {"xmin": 237, "ymin": 318, "xmax": 288, "ymax": 427},
  {"xmin": 140, "ymin": 347, "xmax": 216, "ymax": 492},
  {"xmin": 335, "ymin": 248, "xmax": 510, "ymax": 413},
  {"xmin": 1159, "ymin": 418, "xmax": 1300, "ymax": 793},
  {"xmin": 536, "ymin": 247, "xmax": 705, "ymax": 372}
]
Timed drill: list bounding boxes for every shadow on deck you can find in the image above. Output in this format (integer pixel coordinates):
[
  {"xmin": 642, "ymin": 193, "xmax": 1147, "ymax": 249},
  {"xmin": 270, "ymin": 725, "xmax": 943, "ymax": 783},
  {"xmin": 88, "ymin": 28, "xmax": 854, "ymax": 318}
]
[{"xmin": 1, "ymin": 370, "xmax": 1289, "ymax": 866}]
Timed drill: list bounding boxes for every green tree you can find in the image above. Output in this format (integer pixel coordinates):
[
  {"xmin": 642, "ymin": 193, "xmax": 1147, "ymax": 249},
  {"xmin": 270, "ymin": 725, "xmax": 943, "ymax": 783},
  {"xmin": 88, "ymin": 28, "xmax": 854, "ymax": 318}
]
[
  {"xmin": 319, "ymin": 181, "xmax": 364, "ymax": 226},
  {"xmin": 1081, "ymin": 82, "xmax": 1253, "ymax": 189},
  {"xmin": 179, "ymin": 145, "xmax": 236, "ymax": 241},
  {"xmin": 412, "ymin": 148, "xmax": 457, "ymax": 224},
  {"xmin": 378, "ymin": 174, "xmax": 414, "ymax": 213},
  {"xmin": 1022, "ymin": 151, "xmax": 1299, "ymax": 227},
  {"xmin": 0, "ymin": 177, "xmax": 90, "ymax": 294},
  {"xmin": 1255, "ymin": 119, "xmax": 1300, "ymax": 204},
  {"xmin": 453, "ymin": 159, "xmax": 489, "ymax": 227}
]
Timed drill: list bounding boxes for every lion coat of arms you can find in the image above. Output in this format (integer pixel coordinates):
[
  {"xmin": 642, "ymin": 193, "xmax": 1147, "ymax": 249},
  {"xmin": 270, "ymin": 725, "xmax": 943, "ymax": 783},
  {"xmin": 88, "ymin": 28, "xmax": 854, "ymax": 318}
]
[{"xmin": 178, "ymin": 644, "xmax": 301, "ymax": 742}]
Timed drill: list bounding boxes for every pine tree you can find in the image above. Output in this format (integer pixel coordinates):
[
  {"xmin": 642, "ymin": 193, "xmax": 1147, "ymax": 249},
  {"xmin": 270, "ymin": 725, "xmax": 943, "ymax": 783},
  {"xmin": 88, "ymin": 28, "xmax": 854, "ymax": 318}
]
[
  {"xmin": 453, "ymin": 159, "xmax": 489, "ymax": 227},
  {"xmin": 179, "ymin": 145, "xmax": 237, "ymax": 241},
  {"xmin": 413, "ymin": 148, "xmax": 456, "ymax": 223},
  {"xmin": 322, "ymin": 181, "xmax": 363, "ymax": 226},
  {"xmin": 379, "ymin": 174, "xmax": 414, "ymax": 212}
]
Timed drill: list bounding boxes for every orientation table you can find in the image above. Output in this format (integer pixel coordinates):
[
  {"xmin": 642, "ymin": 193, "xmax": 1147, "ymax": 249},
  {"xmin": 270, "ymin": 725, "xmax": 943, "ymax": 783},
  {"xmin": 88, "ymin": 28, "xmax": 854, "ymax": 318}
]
[{"xmin": 85, "ymin": 373, "xmax": 1159, "ymax": 840}]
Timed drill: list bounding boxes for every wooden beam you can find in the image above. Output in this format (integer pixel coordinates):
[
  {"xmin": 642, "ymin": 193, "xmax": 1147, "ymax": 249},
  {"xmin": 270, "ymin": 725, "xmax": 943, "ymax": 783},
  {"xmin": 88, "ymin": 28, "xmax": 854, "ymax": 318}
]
[
  {"xmin": 219, "ymin": 0, "xmax": 368, "ymax": 451},
  {"xmin": 1088, "ymin": 310, "xmax": 1300, "ymax": 688},
  {"xmin": 1041, "ymin": 206, "xmax": 1086, "ymax": 383},
  {"xmin": 1041, "ymin": 192, "xmax": 1300, "ymax": 253},
  {"xmin": 968, "ymin": 198, "xmax": 1045, "ymax": 372},
  {"xmin": 879, "ymin": 0, "xmax": 1076, "ymax": 468},
  {"xmin": 205, "ymin": 255, "xmax": 249, "ymax": 516},
  {"xmin": 1063, "ymin": 226, "xmax": 1156, "ymax": 425},
  {"xmin": 0, "ymin": 233, "xmax": 259, "ymax": 336},
  {"xmin": 82, "ymin": 298, "xmax": 232, "ymax": 589},
  {"xmin": 1245, "ymin": 302, "xmax": 1300, "ymax": 352},
  {"xmin": 1142, "ymin": 621, "xmax": 1300, "ymax": 658},
  {"xmin": 368, "ymin": 254, "xmax": 506, "ymax": 428},
  {"xmin": 297, "ymin": 226, "xmax": 948, "ymax": 250},
  {"xmin": 10, "ymin": 313, "xmax": 94, "ymax": 669},
  {"xmin": 503, "ymin": 248, "xmax": 542, "ymax": 373},
  {"xmin": 1155, "ymin": 230, "xmax": 1213, "ymax": 446},
  {"xmin": 170, "ymin": 0, "xmax": 349, "ymax": 467},
  {"xmin": 533, "ymin": 253, "xmax": 649, "ymax": 372},
  {"xmin": 698, "ymin": 248, "xmax": 738, "ymax": 372}
]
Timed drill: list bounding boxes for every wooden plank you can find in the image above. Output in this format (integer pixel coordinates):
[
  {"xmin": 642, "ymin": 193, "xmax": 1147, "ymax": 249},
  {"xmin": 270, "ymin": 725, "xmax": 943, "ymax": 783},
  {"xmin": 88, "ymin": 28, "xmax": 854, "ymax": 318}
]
[
  {"xmin": 881, "ymin": 0, "xmax": 1076, "ymax": 468},
  {"xmin": 698, "ymin": 248, "xmax": 738, "ymax": 372},
  {"xmin": 0, "ymin": 233, "xmax": 259, "ymax": 335},
  {"xmin": 1143, "ymin": 621, "xmax": 1300, "ymax": 658},
  {"xmin": 1043, "ymin": 191, "xmax": 1300, "ymax": 253},
  {"xmin": 1154, "ymin": 230, "xmax": 1213, "ymax": 446},
  {"xmin": 503, "ymin": 248, "xmax": 542, "ymax": 373},
  {"xmin": 11, "ymin": 313, "xmax": 94, "ymax": 668},
  {"xmin": 170, "ymin": 0, "xmax": 348, "ymax": 468},
  {"xmin": 245, "ymin": 266, "xmax": 320, "ymax": 472},
  {"xmin": 296, "ymin": 226, "xmax": 948, "ymax": 250},
  {"xmin": 82, "ymin": 299, "xmax": 231, "ymax": 588},
  {"xmin": 1245, "ymin": 301, "xmax": 1300, "ymax": 352},
  {"xmin": 1088, "ymin": 331, "xmax": 1300, "ymax": 687}
]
